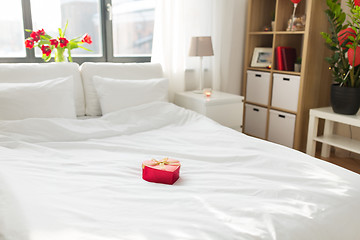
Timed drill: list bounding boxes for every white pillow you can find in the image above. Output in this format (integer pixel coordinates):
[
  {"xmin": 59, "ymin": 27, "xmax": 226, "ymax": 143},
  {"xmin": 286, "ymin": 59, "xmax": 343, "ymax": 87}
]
[
  {"xmin": 0, "ymin": 63, "xmax": 85, "ymax": 116},
  {"xmin": 79, "ymin": 62, "xmax": 164, "ymax": 116},
  {"xmin": 0, "ymin": 76, "xmax": 77, "ymax": 120},
  {"xmin": 93, "ymin": 76, "xmax": 169, "ymax": 115}
]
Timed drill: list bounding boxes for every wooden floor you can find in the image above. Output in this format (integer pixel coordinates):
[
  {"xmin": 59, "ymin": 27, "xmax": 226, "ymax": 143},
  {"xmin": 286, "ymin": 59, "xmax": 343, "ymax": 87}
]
[{"xmin": 316, "ymin": 151, "xmax": 360, "ymax": 174}]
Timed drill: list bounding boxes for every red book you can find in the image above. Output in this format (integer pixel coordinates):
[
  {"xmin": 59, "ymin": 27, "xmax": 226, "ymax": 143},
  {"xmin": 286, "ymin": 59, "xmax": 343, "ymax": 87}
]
[
  {"xmin": 276, "ymin": 46, "xmax": 284, "ymax": 70},
  {"xmin": 281, "ymin": 47, "xmax": 297, "ymax": 71}
]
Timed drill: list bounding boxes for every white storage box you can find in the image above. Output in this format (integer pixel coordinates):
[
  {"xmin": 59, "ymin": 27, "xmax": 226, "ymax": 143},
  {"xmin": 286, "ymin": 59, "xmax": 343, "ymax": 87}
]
[
  {"xmin": 271, "ymin": 73, "xmax": 300, "ymax": 112},
  {"xmin": 244, "ymin": 104, "xmax": 267, "ymax": 139},
  {"xmin": 268, "ymin": 109, "xmax": 296, "ymax": 148},
  {"xmin": 246, "ymin": 70, "xmax": 270, "ymax": 105}
]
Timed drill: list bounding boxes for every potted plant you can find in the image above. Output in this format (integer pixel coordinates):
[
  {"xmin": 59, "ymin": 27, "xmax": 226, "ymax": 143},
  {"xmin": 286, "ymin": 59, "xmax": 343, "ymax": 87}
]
[
  {"xmin": 294, "ymin": 57, "xmax": 302, "ymax": 72},
  {"xmin": 321, "ymin": 0, "xmax": 360, "ymax": 115}
]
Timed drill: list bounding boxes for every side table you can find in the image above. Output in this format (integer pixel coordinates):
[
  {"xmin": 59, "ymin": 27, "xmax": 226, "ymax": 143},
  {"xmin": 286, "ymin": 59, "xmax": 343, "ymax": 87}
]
[
  {"xmin": 306, "ymin": 107, "xmax": 360, "ymax": 157},
  {"xmin": 174, "ymin": 91, "xmax": 244, "ymax": 131}
]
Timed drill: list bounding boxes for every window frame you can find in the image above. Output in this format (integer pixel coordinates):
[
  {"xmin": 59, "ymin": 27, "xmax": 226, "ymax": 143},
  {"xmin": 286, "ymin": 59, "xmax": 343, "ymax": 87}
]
[{"xmin": 0, "ymin": 0, "xmax": 152, "ymax": 64}]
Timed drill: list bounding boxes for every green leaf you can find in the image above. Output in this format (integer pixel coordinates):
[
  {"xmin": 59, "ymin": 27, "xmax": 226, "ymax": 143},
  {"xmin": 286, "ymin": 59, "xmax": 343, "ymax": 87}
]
[
  {"xmin": 334, "ymin": 4, "xmax": 341, "ymax": 16},
  {"xmin": 325, "ymin": 9, "xmax": 335, "ymax": 19},
  {"xmin": 63, "ymin": 20, "xmax": 68, "ymax": 36},
  {"xmin": 325, "ymin": 57, "xmax": 333, "ymax": 64},
  {"xmin": 321, "ymin": 32, "xmax": 331, "ymax": 42},
  {"xmin": 320, "ymin": 32, "xmax": 328, "ymax": 37},
  {"xmin": 58, "ymin": 28, "xmax": 63, "ymax": 38},
  {"xmin": 41, "ymin": 34, "xmax": 52, "ymax": 40},
  {"xmin": 38, "ymin": 40, "xmax": 50, "ymax": 46},
  {"xmin": 326, "ymin": 38, "xmax": 334, "ymax": 44},
  {"xmin": 321, "ymin": 32, "xmax": 334, "ymax": 45},
  {"xmin": 335, "ymin": 24, "xmax": 344, "ymax": 33},
  {"xmin": 40, "ymin": 36, "xmax": 50, "ymax": 43},
  {"xmin": 70, "ymin": 36, "xmax": 82, "ymax": 42},
  {"xmin": 67, "ymin": 46, "xmax": 73, "ymax": 62},
  {"xmin": 326, "ymin": 0, "xmax": 333, "ymax": 8},
  {"xmin": 78, "ymin": 45, "xmax": 92, "ymax": 51},
  {"xmin": 338, "ymin": 12, "xmax": 346, "ymax": 25},
  {"xmin": 68, "ymin": 41, "xmax": 78, "ymax": 50},
  {"xmin": 348, "ymin": 35, "xmax": 355, "ymax": 41},
  {"xmin": 42, "ymin": 53, "xmax": 51, "ymax": 62},
  {"xmin": 25, "ymin": 29, "xmax": 33, "ymax": 33}
]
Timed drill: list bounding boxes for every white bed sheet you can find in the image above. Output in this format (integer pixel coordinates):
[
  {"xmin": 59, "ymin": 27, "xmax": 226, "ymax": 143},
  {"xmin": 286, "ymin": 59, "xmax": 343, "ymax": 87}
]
[{"xmin": 0, "ymin": 102, "xmax": 360, "ymax": 240}]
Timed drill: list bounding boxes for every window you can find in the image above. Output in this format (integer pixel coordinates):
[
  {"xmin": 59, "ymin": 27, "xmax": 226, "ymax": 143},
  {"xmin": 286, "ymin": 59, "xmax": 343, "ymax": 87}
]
[
  {"xmin": 0, "ymin": 0, "xmax": 156, "ymax": 63},
  {"xmin": 30, "ymin": 0, "xmax": 103, "ymax": 57},
  {"xmin": 0, "ymin": 0, "xmax": 26, "ymax": 57},
  {"xmin": 112, "ymin": 0, "xmax": 156, "ymax": 57}
]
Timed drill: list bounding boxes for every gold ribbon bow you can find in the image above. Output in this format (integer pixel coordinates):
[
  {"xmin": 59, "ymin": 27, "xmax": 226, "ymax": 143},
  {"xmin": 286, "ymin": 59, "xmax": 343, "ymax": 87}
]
[{"xmin": 143, "ymin": 157, "xmax": 181, "ymax": 169}]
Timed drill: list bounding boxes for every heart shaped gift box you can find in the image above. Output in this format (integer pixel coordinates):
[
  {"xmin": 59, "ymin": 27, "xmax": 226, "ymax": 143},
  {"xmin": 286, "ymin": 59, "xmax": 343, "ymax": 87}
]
[{"xmin": 142, "ymin": 158, "xmax": 181, "ymax": 185}]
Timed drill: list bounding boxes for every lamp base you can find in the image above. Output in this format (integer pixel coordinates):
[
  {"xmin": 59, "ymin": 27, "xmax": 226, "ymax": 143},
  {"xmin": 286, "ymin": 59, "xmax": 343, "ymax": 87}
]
[{"xmin": 193, "ymin": 89, "xmax": 203, "ymax": 94}]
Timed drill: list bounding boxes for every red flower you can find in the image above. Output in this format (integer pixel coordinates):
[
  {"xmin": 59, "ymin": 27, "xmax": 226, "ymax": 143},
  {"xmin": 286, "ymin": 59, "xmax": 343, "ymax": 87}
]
[
  {"xmin": 355, "ymin": 0, "xmax": 360, "ymax": 6},
  {"xmin": 291, "ymin": 0, "xmax": 302, "ymax": 3},
  {"xmin": 337, "ymin": 28, "xmax": 356, "ymax": 48},
  {"xmin": 81, "ymin": 34, "xmax": 92, "ymax": 44},
  {"xmin": 30, "ymin": 31, "xmax": 40, "ymax": 42},
  {"xmin": 25, "ymin": 39, "xmax": 34, "ymax": 49},
  {"xmin": 50, "ymin": 39, "xmax": 59, "ymax": 48},
  {"xmin": 36, "ymin": 29, "xmax": 45, "ymax": 36},
  {"xmin": 41, "ymin": 45, "xmax": 52, "ymax": 56},
  {"xmin": 59, "ymin": 37, "xmax": 69, "ymax": 48}
]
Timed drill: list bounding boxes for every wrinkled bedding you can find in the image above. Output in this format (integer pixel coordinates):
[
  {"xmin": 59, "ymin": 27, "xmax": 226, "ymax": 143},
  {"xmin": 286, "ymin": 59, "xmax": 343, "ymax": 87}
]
[{"xmin": 0, "ymin": 102, "xmax": 360, "ymax": 240}]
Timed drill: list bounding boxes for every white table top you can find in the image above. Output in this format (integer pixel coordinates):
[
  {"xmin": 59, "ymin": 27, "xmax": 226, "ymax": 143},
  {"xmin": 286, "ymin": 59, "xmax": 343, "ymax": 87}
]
[
  {"xmin": 310, "ymin": 107, "xmax": 360, "ymax": 127},
  {"xmin": 175, "ymin": 91, "xmax": 244, "ymax": 106}
]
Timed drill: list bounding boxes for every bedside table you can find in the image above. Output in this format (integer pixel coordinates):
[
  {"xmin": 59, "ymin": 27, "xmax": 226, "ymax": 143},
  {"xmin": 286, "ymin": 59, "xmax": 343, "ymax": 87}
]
[{"xmin": 174, "ymin": 91, "xmax": 244, "ymax": 131}]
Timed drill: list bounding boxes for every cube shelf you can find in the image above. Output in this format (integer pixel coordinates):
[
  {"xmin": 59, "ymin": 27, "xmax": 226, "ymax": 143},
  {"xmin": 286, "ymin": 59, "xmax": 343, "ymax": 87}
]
[{"xmin": 242, "ymin": 0, "xmax": 332, "ymax": 151}]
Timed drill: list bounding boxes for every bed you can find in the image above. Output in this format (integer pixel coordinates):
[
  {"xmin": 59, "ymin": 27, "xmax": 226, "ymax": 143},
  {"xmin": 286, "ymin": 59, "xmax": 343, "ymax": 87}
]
[{"xmin": 0, "ymin": 63, "xmax": 360, "ymax": 240}]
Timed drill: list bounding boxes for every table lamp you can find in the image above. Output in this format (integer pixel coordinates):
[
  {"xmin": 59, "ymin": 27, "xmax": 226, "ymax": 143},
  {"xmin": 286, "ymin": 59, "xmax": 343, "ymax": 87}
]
[{"xmin": 189, "ymin": 36, "xmax": 214, "ymax": 93}]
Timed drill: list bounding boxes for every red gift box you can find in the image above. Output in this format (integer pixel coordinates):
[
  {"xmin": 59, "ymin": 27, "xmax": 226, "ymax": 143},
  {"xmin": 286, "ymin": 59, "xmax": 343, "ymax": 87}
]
[{"xmin": 142, "ymin": 158, "xmax": 181, "ymax": 185}]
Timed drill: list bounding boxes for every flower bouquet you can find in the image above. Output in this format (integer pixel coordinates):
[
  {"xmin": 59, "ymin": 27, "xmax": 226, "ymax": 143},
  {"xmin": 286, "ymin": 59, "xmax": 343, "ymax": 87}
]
[{"xmin": 24, "ymin": 22, "xmax": 92, "ymax": 62}]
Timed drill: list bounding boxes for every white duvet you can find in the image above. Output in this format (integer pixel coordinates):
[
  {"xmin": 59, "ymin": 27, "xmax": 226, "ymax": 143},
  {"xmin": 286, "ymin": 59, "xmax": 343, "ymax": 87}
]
[{"xmin": 0, "ymin": 102, "xmax": 360, "ymax": 240}]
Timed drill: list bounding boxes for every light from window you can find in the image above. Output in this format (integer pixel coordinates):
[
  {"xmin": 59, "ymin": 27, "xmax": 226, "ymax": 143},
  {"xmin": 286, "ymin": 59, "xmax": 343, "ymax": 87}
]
[
  {"xmin": 30, "ymin": 0, "xmax": 103, "ymax": 57},
  {"xmin": 112, "ymin": 0, "xmax": 156, "ymax": 57},
  {"xmin": 0, "ymin": 0, "xmax": 26, "ymax": 57}
]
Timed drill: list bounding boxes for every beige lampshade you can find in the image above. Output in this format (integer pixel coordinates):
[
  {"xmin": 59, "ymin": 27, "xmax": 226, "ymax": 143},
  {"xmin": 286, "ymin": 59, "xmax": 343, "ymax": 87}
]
[{"xmin": 189, "ymin": 36, "xmax": 214, "ymax": 57}]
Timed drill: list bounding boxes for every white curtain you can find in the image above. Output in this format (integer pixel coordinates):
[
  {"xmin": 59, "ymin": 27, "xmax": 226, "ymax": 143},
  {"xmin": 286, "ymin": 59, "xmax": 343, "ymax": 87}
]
[
  {"xmin": 212, "ymin": 0, "xmax": 247, "ymax": 94},
  {"xmin": 151, "ymin": 1, "xmax": 186, "ymax": 101},
  {"xmin": 152, "ymin": 0, "xmax": 248, "ymax": 100}
]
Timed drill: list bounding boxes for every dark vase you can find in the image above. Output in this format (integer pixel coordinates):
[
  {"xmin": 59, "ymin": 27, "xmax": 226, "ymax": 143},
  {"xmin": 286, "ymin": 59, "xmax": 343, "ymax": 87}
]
[{"xmin": 330, "ymin": 84, "xmax": 360, "ymax": 115}]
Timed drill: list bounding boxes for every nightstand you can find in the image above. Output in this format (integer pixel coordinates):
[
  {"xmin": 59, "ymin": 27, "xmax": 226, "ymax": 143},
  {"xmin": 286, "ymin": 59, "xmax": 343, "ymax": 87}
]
[{"xmin": 174, "ymin": 91, "xmax": 244, "ymax": 131}]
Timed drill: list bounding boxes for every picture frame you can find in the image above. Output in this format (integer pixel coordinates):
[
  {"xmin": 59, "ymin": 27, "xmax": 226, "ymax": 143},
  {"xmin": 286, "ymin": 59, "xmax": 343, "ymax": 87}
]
[{"xmin": 251, "ymin": 47, "xmax": 272, "ymax": 67}]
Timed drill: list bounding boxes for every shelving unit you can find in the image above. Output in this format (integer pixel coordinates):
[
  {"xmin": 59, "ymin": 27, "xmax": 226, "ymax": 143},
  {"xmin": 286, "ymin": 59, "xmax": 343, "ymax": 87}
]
[{"xmin": 242, "ymin": 0, "xmax": 332, "ymax": 151}]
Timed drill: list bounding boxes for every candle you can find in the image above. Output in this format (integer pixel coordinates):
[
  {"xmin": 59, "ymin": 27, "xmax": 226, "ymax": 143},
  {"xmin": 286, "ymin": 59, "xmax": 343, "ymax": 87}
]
[{"xmin": 203, "ymin": 88, "xmax": 212, "ymax": 97}]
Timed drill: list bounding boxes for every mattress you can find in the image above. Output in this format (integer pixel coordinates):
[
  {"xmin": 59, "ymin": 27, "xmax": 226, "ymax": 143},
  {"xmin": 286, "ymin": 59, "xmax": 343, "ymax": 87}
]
[{"xmin": 0, "ymin": 102, "xmax": 360, "ymax": 240}]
